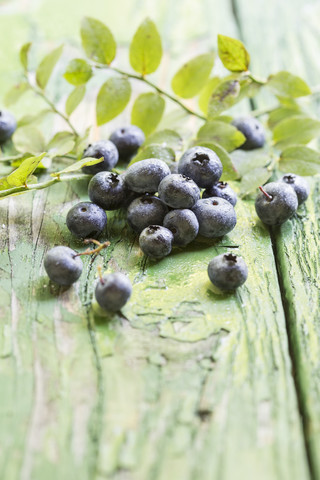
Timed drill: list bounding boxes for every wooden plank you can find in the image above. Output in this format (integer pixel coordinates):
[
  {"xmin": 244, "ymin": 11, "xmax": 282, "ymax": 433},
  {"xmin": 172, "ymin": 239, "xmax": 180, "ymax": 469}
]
[
  {"xmin": 234, "ymin": 0, "xmax": 320, "ymax": 477},
  {"xmin": 0, "ymin": 0, "xmax": 312, "ymax": 478}
]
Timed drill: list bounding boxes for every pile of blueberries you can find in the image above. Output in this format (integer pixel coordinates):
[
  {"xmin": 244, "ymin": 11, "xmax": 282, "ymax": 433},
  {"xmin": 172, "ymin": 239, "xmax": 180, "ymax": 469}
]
[{"xmin": 0, "ymin": 110, "xmax": 307, "ymax": 313}]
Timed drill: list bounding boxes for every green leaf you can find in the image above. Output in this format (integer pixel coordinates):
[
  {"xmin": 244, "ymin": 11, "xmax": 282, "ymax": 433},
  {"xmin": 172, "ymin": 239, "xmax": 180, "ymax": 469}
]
[
  {"xmin": 20, "ymin": 42, "xmax": 32, "ymax": 71},
  {"xmin": 217, "ymin": 34, "xmax": 250, "ymax": 72},
  {"xmin": 207, "ymin": 79, "xmax": 240, "ymax": 119},
  {"xmin": 268, "ymin": 106, "xmax": 301, "ymax": 130},
  {"xmin": 279, "ymin": 145, "xmax": 320, "ymax": 175},
  {"xmin": 36, "ymin": 45, "xmax": 64, "ymax": 90},
  {"xmin": 13, "ymin": 126, "xmax": 46, "ymax": 154},
  {"xmin": 131, "ymin": 92, "xmax": 165, "ymax": 136},
  {"xmin": 64, "ymin": 59, "xmax": 92, "ymax": 86},
  {"xmin": 81, "ymin": 17, "xmax": 116, "ymax": 65},
  {"xmin": 194, "ymin": 141, "xmax": 238, "ymax": 180},
  {"xmin": 96, "ymin": 77, "xmax": 131, "ymax": 126},
  {"xmin": 198, "ymin": 77, "xmax": 221, "ymax": 115},
  {"xmin": 51, "ymin": 156, "xmax": 104, "ymax": 177},
  {"xmin": 128, "ymin": 144, "xmax": 175, "ymax": 166},
  {"xmin": 0, "ymin": 152, "xmax": 32, "ymax": 164},
  {"xmin": 273, "ymin": 115, "xmax": 320, "ymax": 149},
  {"xmin": 143, "ymin": 129, "xmax": 183, "ymax": 150},
  {"xmin": 66, "ymin": 86, "xmax": 86, "ymax": 116},
  {"xmin": 4, "ymin": 82, "xmax": 30, "ymax": 107},
  {"xmin": 129, "ymin": 18, "xmax": 162, "ymax": 75},
  {"xmin": 268, "ymin": 71, "xmax": 311, "ymax": 98},
  {"xmin": 197, "ymin": 121, "xmax": 245, "ymax": 152},
  {"xmin": 0, "ymin": 153, "xmax": 46, "ymax": 191},
  {"xmin": 47, "ymin": 132, "xmax": 75, "ymax": 157},
  {"xmin": 171, "ymin": 53, "xmax": 214, "ymax": 99},
  {"xmin": 17, "ymin": 109, "xmax": 52, "ymax": 128},
  {"xmin": 240, "ymin": 167, "xmax": 271, "ymax": 197},
  {"xmin": 230, "ymin": 150, "xmax": 270, "ymax": 176}
]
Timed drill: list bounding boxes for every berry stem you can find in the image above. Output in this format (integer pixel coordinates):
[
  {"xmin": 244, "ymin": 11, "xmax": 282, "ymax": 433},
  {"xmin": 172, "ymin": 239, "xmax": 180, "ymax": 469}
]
[
  {"xmin": 93, "ymin": 63, "xmax": 206, "ymax": 121},
  {"xmin": 75, "ymin": 239, "xmax": 110, "ymax": 258},
  {"xmin": 259, "ymin": 186, "xmax": 273, "ymax": 201}
]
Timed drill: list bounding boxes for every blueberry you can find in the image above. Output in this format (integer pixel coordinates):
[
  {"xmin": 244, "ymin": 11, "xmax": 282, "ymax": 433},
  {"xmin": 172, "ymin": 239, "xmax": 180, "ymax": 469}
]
[
  {"xmin": 279, "ymin": 173, "xmax": 310, "ymax": 205},
  {"xmin": 139, "ymin": 225, "xmax": 174, "ymax": 259},
  {"xmin": 109, "ymin": 125, "xmax": 145, "ymax": 161},
  {"xmin": 66, "ymin": 202, "xmax": 107, "ymax": 239},
  {"xmin": 163, "ymin": 209, "xmax": 199, "ymax": 246},
  {"xmin": 88, "ymin": 172, "xmax": 130, "ymax": 210},
  {"xmin": 203, "ymin": 181, "xmax": 237, "ymax": 206},
  {"xmin": 192, "ymin": 198, "xmax": 237, "ymax": 238},
  {"xmin": 82, "ymin": 140, "xmax": 119, "ymax": 174},
  {"xmin": 44, "ymin": 246, "xmax": 83, "ymax": 286},
  {"xmin": 255, "ymin": 182, "xmax": 298, "ymax": 225},
  {"xmin": 232, "ymin": 116, "xmax": 266, "ymax": 150},
  {"xmin": 178, "ymin": 146, "xmax": 222, "ymax": 188},
  {"xmin": 158, "ymin": 173, "xmax": 200, "ymax": 209},
  {"xmin": 0, "ymin": 110, "xmax": 17, "ymax": 143},
  {"xmin": 208, "ymin": 253, "xmax": 248, "ymax": 291},
  {"xmin": 95, "ymin": 272, "xmax": 132, "ymax": 312},
  {"xmin": 124, "ymin": 158, "xmax": 170, "ymax": 193},
  {"xmin": 127, "ymin": 195, "xmax": 168, "ymax": 233}
]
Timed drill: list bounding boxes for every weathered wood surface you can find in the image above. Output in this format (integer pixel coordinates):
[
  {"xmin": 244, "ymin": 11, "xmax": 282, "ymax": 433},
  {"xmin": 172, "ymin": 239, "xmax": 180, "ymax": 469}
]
[{"xmin": 0, "ymin": 0, "xmax": 319, "ymax": 479}]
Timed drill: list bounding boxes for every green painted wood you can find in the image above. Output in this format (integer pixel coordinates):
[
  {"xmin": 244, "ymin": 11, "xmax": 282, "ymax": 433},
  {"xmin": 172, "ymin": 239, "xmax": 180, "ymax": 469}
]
[{"xmin": 0, "ymin": 0, "xmax": 316, "ymax": 479}]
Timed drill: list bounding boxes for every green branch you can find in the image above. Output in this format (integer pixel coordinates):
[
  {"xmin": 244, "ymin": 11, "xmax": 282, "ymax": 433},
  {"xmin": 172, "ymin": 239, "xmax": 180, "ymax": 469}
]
[{"xmin": 94, "ymin": 63, "xmax": 206, "ymax": 121}]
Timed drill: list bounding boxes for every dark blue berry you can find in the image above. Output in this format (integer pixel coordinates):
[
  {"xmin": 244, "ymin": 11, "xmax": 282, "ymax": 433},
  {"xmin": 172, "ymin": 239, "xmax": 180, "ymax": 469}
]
[
  {"xmin": 255, "ymin": 182, "xmax": 298, "ymax": 225},
  {"xmin": 139, "ymin": 225, "xmax": 174, "ymax": 259},
  {"xmin": 82, "ymin": 140, "xmax": 119, "ymax": 174},
  {"xmin": 208, "ymin": 253, "xmax": 248, "ymax": 291},
  {"xmin": 0, "ymin": 110, "xmax": 17, "ymax": 143},
  {"xmin": 127, "ymin": 195, "xmax": 168, "ymax": 233},
  {"xmin": 158, "ymin": 173, "xmax": 200, "ymax": 209},
  {"xmin": 192, "ymin": 197, "xmax": 237, "ymax": 238},
  {"xmin": 279, "ymin": 173, "xmax": 310, "ymax": 205},
  {"xmin": 203, "ymin": 181, "xmax": 237, "ymax": 206},
  {"xmin": 95, "ymin": 272, "xmax": 132, "ymax": 312},
  {"xmin": 178, "ymin": 146, "xmax": 222, "ymax": 188},
  {"xmin": 124, "ymin": 158, "xmax": 170, "ymax": 193},
  {"xmin": 109, "ymin": 125, "xmax": 145, "ymax": 161},
  {"xmin": 44, "ymin": 246, "xmax": 83, "ymax": 286},
  {"xmin": 163, "ymin": 209, "xmax": 199, "ymax": 246},
  {"xmin": 88, "ymin": 172, "xmax": 129, "ymax": 210},
  {"xmin": 232, "ymin": 116, "xmax": 266, "ymax": 150},
  {"xmin": 66, "ymin": 202, "xmax": 107, "ymax": 239}
]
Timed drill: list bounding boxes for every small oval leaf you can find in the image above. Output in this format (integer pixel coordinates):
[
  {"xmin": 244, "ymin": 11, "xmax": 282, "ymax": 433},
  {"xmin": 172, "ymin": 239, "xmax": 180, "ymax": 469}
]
[
  {"xmin": 129, "ymin": 18, "xmax": 162, "ymax": 75},
  {"xmin": 217, "ymin": 34, "xmax": 250, "ymax": 72},
  {"xmin": 240, "ymin": 167, "xmax": 271, "ymax": 197},
  {"xmin": 273, "ymin": 115, "xmax": 320, "ymax": 149},
  {"xmin": 81, "ymin": 17, "xmax": 116, "ymax": 65},
  {"xmin": 128, "ymin": 144, "xmax": 175, "ymax": 166},
  {"xmin": 51, "ymin": 156, "xmax": 104, "ymax": 176},
  {"xmin": 4, "ymin": 82, "xmax": 30, "ymax": 107},
  {"xmin": 267, "ymin": 71, "xmax": 311, "ymax": 98},
  {"xmin": 20, "ymin": 42, "xmax": 32, "ymax": 71},
  {"xmin": 66, "ymin": 85, "xmax": 86, "ymax": 116},
  {"xmin": 171, "ymin": 53, "xmax": 214, "ymax": 99},
  {"xmin": 207, "ymin": 79, "xmax": 240, "ymax": 119},
  {"xmin": 36, "ymin": 45, "xmax": 64, "ymax": 90},
  {"xmin": 64, "ymin": 58, "xmax": 92, "ymax": 86},
  {"xmin": 198, "ymin": 77, "xmax": 221, "ymax": 115},
  {"xmin": 13, "ymin": 126, "xmax": 46, "ymax": 154},
  {"xmin": 47, "ymin": 132, "xmax": 75, "ymax": 157},
  {"xmin": 0, "ymin": 153, "xmax": 46, "ymax": 191},
  {"xmin": 197, "ymin": 121, "xmax": 245, "ymax": 152},
  {"xmin": 96, "ymin": 77, "xmax": 131, "ymax": 126},
  {"xmin": 144, "ymin": 129, "xmax": 183, "ymax": 150},
  {"xmin": 279, "ymin": 145, "xmax": 320, "ymax": 175},
  {"xmin": 131, "ymin": 92, "xmax": 165, "ymax": 136},
  {"xmin": 194, "ymin": 141, "xmax": 238, "ymax": 181}
]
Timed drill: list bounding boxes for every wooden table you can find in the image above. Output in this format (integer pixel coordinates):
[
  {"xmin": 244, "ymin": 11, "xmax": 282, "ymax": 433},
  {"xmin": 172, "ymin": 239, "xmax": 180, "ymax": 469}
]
[{"xmin": 1, "ymin": 0, "xmax": 320, "ymax": 479}]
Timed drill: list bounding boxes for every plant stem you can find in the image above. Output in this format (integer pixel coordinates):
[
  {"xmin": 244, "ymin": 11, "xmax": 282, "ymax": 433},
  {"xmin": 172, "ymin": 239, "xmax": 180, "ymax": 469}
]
[
  {"xmin": 94, "ymin": 64, "xmax": 206, "ymax": 121},
  {"xmin": 0, "ymin": 173, "xmax": 91, "ymax": 199}
]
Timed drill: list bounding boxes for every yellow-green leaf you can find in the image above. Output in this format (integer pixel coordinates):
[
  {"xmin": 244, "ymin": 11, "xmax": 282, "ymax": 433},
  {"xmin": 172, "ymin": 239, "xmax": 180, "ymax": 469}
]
[
  {"xmin": 217, "ymin": 34, "xmax": 250, "ymax": 72},
  {"xmin": 197, "ymin": 121, "xmax": 245, "ymax": 152},
  {"xmin": 207, "ymin": 79, "xmax": 240, "ymax": 119},
  {"xmin": 36, "ymin": 45, "xmax": 64, "ymax": 90},
  {"xmin": 20, "ymin": 42, "xmax": 32, "ymax": 71},
  {"xmin": 128, "ymin": 145, "xmax": 175, "ymax": 167},
  {"xmin": 131, "ymin": 92, "xmax": 165, "ymax": 136},
  {"xmin": 144, "ymin": 129, "xmax": 183, "ymax": 150},
  {"xmin": 129, "ymin": 18, "xmax": 162, "ymax": 75},
  {"xmin": 4, "ymin": 82, "xmax": 30, "ymax": 107},
  {"xmin": 51, "ymin": 156, "xmax": 104, "ymax": 177},
  {"xmin": 0, "ymin": 153, "xmax": 46, "ymax": 191},
  {"xmin": 273, "ymin": 115, "xmax": 320, "ymax": 149},
  {"xmin": 47, "ymin": 132, "xmax": 75, "ymax": 157},
  {"xmin": 64, "ymin": 59, "xmax": 92, "ymax": 86},
  {"xmin": 268, "ymin": 71, "xmax": 311, "ymax": 98},
  {"xmin": 171, "ymin": 53, "xmax": 214, "ymax": 99},
  {"xmin": 96, "ymin": 77, "xmax": 131, "ymax": 126},
  {"xmin": 199, "ymin": 77, "xmax": 221, "ymax": 115},
  {"xmin": 81, "ymin": 17, "xmax": 116, "ymax": 65},
  {"xmin": 13, "ymin": 126, "xmax": 46, "ymax": 154},
  {"xmin": 66, "ymin": 86, "xmax": 86, "ymax": 116},
  {"xmin": 240, "ymin": 167, "xmax": 271, "ymax": 197},
  {"xmin": 194, "ymin": 141, "xmax": 238, "ymax": 180},
  {"xmin": 279, "ymin": 145, "xmax": 320, "ymax": 175}
]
